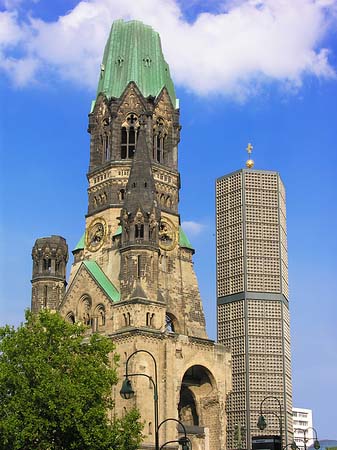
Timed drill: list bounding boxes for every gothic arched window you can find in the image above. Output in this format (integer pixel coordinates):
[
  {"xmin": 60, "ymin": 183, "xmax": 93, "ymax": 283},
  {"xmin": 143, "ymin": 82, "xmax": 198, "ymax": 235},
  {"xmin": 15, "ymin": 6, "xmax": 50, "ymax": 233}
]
[
  {"xmin": 79, "ymin": 295, "xmax": 92, "ymax": 326},
  {"xmin": 43, "ymin": 258, "xmax": 51, "ymax": 272},
  {"xmin": 153, "ymin": 117, "xmax": 167, "ymax": 163},
  {"xmin": 66, "ymin": 312, "xmax": 75, "ymax": 324},
  {"xmin": 119, "ymin": 189, "xmax": 125, "ymax": 201},
  {"xmin": 104, "ymin": 134, "xmax": 110, "ymax": 161},
  {"xmin": 135, "ymin": 224, "xmax": 144, "ymax": 239},
  {"xmin": 121, "ymin": 113, "xmax": 139, "ymax": 159},
  {"xmin": 95, "ymin": 304, "xmax": 106, "ymax": 327}
]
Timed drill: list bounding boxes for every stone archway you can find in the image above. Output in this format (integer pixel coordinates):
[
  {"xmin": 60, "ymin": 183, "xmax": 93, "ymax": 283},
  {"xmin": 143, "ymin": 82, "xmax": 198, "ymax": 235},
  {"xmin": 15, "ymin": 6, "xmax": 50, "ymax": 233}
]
[{"xmin": 178, "ymin": 365, "xmax": 221, "ymax": 450}]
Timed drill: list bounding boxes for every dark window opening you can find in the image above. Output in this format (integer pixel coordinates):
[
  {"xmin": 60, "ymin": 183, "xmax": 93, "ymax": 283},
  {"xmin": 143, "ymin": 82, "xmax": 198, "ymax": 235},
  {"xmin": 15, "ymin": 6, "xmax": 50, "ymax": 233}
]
[
  {"xmin": 43, "ymin": 258, "xmax": 51, "ymax": 272},
  {"xmin": 166, "ymin": 314, "xmax": 175, "ymax": 332},
  {"xmin": 68, "ymin": 314, "xmax": 75, "ymax": 324},
  {"xmin": 98, "ymin": 308, "xmax": 105, "ymax": 326},
  {"xmin": 137, "ymin": 255, "xmax": 141, "ymax": 278},
  {"xmin": 153, "ymin": 118, "xmax": 166, "ymax": 163},
  {"xmin": 135, "ymin": 224, "xmax": 144, "ymax": 239},
  {"xmin": 146, "ymin": 312, "xmax": 155, "ymax": 327},
  {"xmin": 178, "ymin": 386, "xmax": 199, "ymax": 426},
  {"xmin": 121, "ymin": 128, "xmax": 127, "ymax": 159},
  {"xmin": 121, "ymin": 114, "xmax": 139, "ymax": 159},
  {"xmin": 104, "ymin": 135, "xmax": 110, "ymax": 160},
  {"xmin": 119, "ymin": 189, "xmax": 125, "ymax": 201}
]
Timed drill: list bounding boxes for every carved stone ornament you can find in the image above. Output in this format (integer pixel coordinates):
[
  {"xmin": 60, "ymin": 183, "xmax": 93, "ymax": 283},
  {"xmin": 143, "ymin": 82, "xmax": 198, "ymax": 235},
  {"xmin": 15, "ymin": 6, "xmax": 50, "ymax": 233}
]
[{"xmin": 158, "ymin": 217, "xmax": 177, "ymax": 251}]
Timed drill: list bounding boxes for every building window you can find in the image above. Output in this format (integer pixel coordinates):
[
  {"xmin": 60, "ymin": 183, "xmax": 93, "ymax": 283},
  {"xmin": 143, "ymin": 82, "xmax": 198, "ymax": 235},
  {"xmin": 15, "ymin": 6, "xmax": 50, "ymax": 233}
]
[
  {"xmin": 166, "ymin": 313, "xmax": 175, "ymax": 332},
  {"xmin": 123, "ymin": 312, "xmax": 131, "ymax": 326},
  {"xmin": 66, "ymin": 312, "xmax": 75, "ymax": 324},
  {"xmin": 43, "ymin": 258, "xmax": 51, "ymax": 272},
  {"xmin": 146, "ymin": 312, "xmax": 155, "ymax": 327},
  {"xmin": 153, "ymin": 118, "xmax": 167, "ymax": 163},
  {"xmin": 104, "ymin": 134, "xmax": 110, "ymax": 160},
  {"xmin": 137, "ymin": 255, "xmax": 142, "ymax": 278},
  {"xmin": 95, "ymin": 305, "xmax": 106, "ymax": 327},
  {"xmin": 119, "ymin": 189, "xmax": 125, "ymax": 201},
  {"xmin": 135, "ymin": 224, "xmax": 144, "ymax": 239},
  {"xmin": 121, "ymin": 113, "xmax": 139, "ymax": 159}
]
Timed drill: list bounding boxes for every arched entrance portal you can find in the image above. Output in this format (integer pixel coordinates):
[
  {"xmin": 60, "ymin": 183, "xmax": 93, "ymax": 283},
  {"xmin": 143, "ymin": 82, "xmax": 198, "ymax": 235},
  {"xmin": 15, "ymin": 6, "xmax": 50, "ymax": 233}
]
[{"xmin": 178, "ymin": 365, "xmax": 221, "ymax": 450}]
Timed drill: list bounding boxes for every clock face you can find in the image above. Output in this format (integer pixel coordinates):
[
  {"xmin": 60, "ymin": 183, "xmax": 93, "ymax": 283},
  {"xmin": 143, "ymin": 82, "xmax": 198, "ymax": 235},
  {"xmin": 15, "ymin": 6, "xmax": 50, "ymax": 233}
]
[
  {"xmin": 159, "ymin": 218, "xmax": 177, "ymax": 251},
  {"xmin": 86, "ymin": 219, "xmax": 106, "ymax": 251}
]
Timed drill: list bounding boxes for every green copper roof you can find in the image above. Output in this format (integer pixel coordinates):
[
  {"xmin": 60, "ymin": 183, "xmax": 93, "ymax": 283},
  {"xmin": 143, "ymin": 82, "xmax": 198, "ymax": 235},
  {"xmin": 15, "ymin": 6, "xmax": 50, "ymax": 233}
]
[
  {"xmin": 179, "ymin": 226, "xmax": 194, "ymax": 251},
  {"xmin": 113, "ymin": 225, "xmax": 122, "ymax": 236},
  {"xmin": 83, "ymin": 260, "xmax": 120, "ymax": 302},
  {"xmin": 73, "ymin": 233, "xmax": 85, "ymax": 251},
  {"xmin": 96, "ymin": 20, "xmax": 176, "ymax": 106}
]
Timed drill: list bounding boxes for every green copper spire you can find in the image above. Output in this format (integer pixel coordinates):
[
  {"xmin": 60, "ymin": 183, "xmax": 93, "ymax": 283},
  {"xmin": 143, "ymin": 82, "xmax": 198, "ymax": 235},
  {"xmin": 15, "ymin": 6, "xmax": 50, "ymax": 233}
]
[{"xmin": 97, "ymin": 20, "xmax": 177, "ymax": 107}]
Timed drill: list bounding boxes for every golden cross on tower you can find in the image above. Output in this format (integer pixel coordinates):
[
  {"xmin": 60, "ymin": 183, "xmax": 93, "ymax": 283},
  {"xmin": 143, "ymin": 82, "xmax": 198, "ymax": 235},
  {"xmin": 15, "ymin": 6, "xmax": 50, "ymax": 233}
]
[{"xmin": 245, "ymin": 142, "xmax": 254, "ymax": 168}]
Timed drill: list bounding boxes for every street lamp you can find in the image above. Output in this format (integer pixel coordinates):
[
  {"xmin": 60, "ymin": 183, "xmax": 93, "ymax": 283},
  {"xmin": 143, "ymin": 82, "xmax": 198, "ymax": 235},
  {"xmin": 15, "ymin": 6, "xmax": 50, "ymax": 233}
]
[
  {"xmin": 257, "ymin": 396, "xmax": 283, "ymax": 444},
  {"xmin": 294, "ymin": 427, "xmax": 320, "ymax": 450},
  {"xmin": 120, "ymin": 349, "xmax": 192, "ymax": 450},
  {"xmin": 120, "ymin": 349, "xmax": 159, "ymax": 450},
  {"xmin": 283, "ymin": 443, "xmax": 299, "ymax": 450},
  {"xmin": 159, "ymin": 418, "xmax": 191, "ymax": 450}
]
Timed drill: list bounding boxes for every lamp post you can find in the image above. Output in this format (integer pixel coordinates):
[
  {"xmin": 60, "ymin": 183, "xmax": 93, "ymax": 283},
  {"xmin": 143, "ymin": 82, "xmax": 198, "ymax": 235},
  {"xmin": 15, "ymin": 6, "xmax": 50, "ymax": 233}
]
[
  {"xmin": 159, "ymin": 418, "xmax": 191, "ymax": 450},
  {"xmin": 257, "ymin": 396, "xmax": 283, "ymax": 444},
  {"xmin": 120, "ymin": 349, "xmax": 192, "ymax": 450},
  {"xmin": 294, "ymin": 427, "xmax": 320, "ymax": 450},
  {"xmin": 120, "ymin": 349, "xmax": 159, "ymax": 450},
  {"xmin": 283, "ymin": 442, "xmax": 299, "ymax": 450}
]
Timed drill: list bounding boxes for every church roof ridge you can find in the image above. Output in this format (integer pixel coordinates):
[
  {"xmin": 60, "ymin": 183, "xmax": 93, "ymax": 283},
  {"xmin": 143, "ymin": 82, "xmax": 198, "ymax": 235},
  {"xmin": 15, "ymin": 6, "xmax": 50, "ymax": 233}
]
[
  {"xmin": 82, "ymin": 260, "xmax": 120, "ymax": 302},
  {"xmin": 96, "ymin": 19, "xmax": 177, "ymax": 107}
]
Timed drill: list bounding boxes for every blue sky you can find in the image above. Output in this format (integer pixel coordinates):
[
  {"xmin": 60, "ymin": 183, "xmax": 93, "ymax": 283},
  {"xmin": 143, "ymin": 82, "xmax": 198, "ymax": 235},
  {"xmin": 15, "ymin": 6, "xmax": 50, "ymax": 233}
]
[{"xmin": 1, "ymin": 0, "xmax": 337, "ymax": 440}]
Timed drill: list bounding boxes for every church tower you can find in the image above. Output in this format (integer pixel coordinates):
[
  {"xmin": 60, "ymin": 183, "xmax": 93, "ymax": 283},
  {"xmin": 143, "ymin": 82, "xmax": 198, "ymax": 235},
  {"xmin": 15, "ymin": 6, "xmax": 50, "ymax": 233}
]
[
  {"xmin": 31, "ymin": 236, "xmax": 68, "ymax": 313},
  {"xmin": 31, "ymin": 20, "xmax": 232, "ymax": 449}
]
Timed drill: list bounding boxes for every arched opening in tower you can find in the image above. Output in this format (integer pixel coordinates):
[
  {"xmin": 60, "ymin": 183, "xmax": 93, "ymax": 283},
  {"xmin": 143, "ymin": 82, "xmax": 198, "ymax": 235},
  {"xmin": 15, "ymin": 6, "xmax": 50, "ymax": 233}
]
[
  {"xmin": 178, "ymin": 365, "xmax": 220, "ymax": 449},
  {"xmin": 179, "ymin": 384, "xmax": 199, "ymax": 425}
]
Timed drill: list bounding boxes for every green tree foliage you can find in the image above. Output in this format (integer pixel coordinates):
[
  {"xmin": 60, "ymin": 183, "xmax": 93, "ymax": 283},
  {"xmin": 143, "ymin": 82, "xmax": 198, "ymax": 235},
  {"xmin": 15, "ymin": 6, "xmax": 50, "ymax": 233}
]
[{"xmin": 0, "ymin": 310, "xmax": 143, "ymax": 450}]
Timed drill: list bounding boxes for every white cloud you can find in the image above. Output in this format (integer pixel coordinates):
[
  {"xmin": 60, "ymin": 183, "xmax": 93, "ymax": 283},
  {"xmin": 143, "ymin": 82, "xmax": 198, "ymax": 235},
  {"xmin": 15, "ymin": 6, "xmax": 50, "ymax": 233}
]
[
  {"xmin": 181, "ymin": 220, "xmax": 206, "ymax": 236},
  {"xmin": 0, "ymin": 0, "xmax": 336, "ymax": 98}
]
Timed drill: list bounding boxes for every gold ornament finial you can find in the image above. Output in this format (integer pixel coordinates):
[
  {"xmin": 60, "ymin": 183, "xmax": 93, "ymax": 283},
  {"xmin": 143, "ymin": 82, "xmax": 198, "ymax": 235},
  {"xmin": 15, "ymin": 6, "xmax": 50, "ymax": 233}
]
[{"xmin": 246, "ymin": 142, "xmax": 254, "ymax": 168}]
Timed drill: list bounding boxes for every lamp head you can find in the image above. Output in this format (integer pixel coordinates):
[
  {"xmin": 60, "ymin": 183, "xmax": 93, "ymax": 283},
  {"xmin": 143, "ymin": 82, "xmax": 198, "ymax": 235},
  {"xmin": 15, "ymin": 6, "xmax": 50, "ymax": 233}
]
[
  {"xmin": 178, "ymin": 436, "xmax": 190, "ymax": 450},
  {"xmin": 120, "ymin": 378, "xmax": 134, "ymax": 400},
  {"xmin": 257, "ymin": 415, "xmax": 267, "ymax": 430},
  {"xmin": 314, "ymin": 440, "xmax": 320, "ymax": 450}
]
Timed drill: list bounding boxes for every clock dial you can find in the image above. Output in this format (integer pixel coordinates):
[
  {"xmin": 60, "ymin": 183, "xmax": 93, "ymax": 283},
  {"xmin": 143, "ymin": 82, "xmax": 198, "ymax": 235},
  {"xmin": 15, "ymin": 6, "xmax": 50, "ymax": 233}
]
[
  {"xmin": 159, "ymin": 218, "xmax": 177, "ymax": 251},
  {"xmin": 86, "ymin": 219, "xmax": 106, "ymax": 251}
]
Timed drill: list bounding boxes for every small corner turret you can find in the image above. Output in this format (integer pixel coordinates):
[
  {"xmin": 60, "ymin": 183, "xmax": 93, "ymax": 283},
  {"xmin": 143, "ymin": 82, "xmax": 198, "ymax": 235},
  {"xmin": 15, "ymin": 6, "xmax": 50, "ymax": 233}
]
[{"xmin": 31, "ymin": 236, "xmax": 68, "ymax": 313}]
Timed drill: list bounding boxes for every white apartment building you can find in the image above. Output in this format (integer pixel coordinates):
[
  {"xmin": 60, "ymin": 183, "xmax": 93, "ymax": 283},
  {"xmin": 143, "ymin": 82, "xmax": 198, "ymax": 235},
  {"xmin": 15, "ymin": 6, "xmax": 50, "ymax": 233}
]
[{"xmin": 293, "ymin": 408, "xmax": 314, "ymax": 449}]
